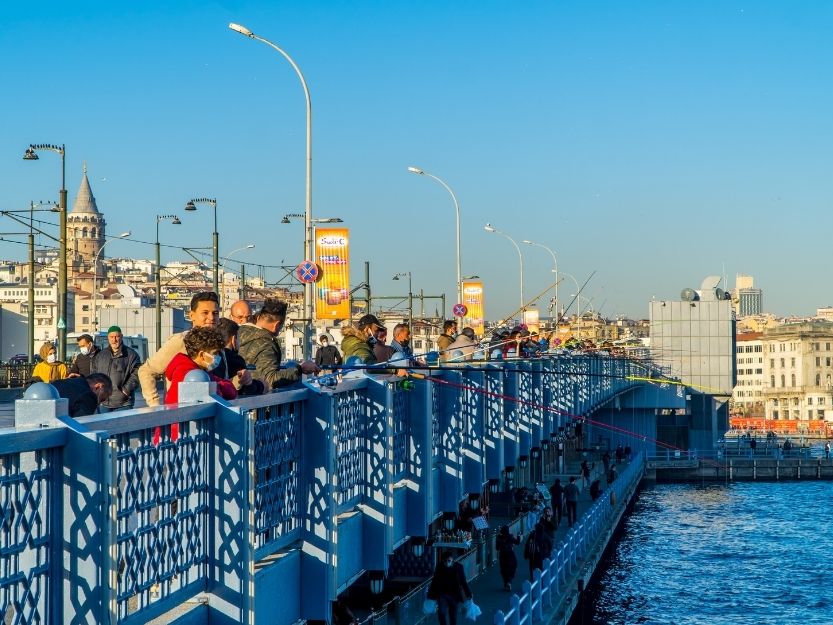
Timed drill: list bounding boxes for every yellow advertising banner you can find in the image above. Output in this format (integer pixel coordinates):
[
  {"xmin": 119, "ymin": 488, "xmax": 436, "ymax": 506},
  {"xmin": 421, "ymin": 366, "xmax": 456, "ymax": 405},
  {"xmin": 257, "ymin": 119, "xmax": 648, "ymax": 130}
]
[
  {"xmin": 461, "ymin": 280, "xmax": 485, "ymax": 336},
  {"xmin": 315, "ymin": 228, "xmax": 350, "ymax": 319}
]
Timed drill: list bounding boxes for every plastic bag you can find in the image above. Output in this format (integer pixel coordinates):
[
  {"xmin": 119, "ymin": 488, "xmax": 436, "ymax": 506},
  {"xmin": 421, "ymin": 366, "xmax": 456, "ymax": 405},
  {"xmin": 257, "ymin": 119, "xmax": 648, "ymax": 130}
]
[
  {"xmin": 422, "ymin": 599, "xmax": 438, "ymax": 614},
  {"xmin": 464, "ymin": 599, "xmax": 482, "ymax": 620}
]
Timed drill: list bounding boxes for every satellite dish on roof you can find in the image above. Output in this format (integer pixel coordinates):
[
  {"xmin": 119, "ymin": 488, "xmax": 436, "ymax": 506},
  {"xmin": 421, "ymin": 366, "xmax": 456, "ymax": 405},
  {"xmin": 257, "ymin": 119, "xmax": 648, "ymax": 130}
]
[{"xmin": 681, "ymin": 288, "xmax": 698, "ymax": 302}]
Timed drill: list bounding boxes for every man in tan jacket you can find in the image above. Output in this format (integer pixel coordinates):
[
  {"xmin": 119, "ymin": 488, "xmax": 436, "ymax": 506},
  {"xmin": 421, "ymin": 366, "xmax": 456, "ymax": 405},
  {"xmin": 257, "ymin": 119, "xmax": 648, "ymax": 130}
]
[{"xmin": 138, "ymin": 291, "xmax": 223, "ymax": 406}]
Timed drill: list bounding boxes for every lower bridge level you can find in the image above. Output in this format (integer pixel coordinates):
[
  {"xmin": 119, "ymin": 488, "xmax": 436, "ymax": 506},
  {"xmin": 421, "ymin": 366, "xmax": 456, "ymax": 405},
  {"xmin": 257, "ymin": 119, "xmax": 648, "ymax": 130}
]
[{"xmin": 1, "ymin": 355, "xmax": 717, "ymax": 625}]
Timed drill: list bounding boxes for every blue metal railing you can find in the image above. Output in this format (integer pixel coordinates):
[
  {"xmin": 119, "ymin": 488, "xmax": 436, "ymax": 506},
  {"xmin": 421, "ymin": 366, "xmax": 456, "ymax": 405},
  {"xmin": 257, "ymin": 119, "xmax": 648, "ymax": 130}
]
[
  {"xmin": 0, "ymin": 353, "xmax": 667, "ymax": 625},
  {"xmin": 493, "ymin": 452, "xmax": 646, "ymax": 625}
]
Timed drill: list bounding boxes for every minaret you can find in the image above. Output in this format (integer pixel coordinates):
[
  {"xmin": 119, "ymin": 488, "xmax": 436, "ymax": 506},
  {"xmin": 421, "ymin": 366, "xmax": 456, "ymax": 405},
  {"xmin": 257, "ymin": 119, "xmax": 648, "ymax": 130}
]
[{"xmin": 67, "ymin": 162, "xmax": 106, "ymax": 272}]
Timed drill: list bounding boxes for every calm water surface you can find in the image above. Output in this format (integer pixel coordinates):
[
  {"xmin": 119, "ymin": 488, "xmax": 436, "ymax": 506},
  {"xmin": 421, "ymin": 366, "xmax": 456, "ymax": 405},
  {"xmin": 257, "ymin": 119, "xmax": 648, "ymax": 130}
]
[{"xmin": 581, "ymin": 481, "xmax": 833, "ymax": 625}]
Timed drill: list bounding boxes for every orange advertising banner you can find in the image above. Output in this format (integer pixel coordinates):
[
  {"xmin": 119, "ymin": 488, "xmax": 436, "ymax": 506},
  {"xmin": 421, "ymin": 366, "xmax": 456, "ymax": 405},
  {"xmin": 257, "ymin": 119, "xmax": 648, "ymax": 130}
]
[
  {"xmin": 461, "ymin": 280, "xmax": 485, "ymax": 336},
  {"xmin": 315, "ymin": 228, "xmax": 350, "ymax": 319}
]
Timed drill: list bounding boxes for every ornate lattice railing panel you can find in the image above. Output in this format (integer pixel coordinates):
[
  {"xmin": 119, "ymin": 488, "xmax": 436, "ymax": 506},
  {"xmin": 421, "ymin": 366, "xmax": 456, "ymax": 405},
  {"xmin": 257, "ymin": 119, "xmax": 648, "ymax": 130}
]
[
  {"xmin": 113, "ymin": 419, "xmax": 211, "ymax": 620},
  {"xmin": 335, "ymin": 390, "xmax": 366, "ymax": 507},
  {"xmin": 252, "ymin": 400, "xmax": 303, "ymax": 547},
  {"xmin": 0, "ymin": 449, "xmax": 52, "ymax": 625},
  {"xmin": 391, "ymin": 386, "xmax": 409, "ymax": 479}
]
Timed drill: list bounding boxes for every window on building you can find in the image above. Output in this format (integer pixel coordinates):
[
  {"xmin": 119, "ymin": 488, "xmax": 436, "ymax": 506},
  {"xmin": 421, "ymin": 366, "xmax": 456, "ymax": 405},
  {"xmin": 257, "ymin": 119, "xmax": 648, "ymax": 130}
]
[
  {"xmin": 791, "ymin": 374, "xmax": 796, "ymax": 387},
  {"xmin": 791, "ymin": 358, "xmax": 796, "ymax": 367},
  {"xmin": 828, "ymin": 374, "xmax": 832, "ymax": 386},
  {"xmin": 755, "ymin": 368, "xmax": 762, "ymax": 374},
  {"xmin": 773, "ymin": 410, "xmax": 779, "ymax": 419},
  {"xmin": 771, "ymin": 359, "xmax": 775, "ymax": 368},
  {"xmin": 817, "ymin": 374, "xmax": 822, "ymax": 386},
  {"xmin": 828, "ymin": 358, "xmax": 832, "ymax": 367},
  {"xmin": 821, "ymin": 397, "xmax": 826, "ymax": 405},
  {"xmin": 828, "ymin": 343, "xmax": 831, "ymax": 351},
  {"xmin": 793, "ymin": 410, "xmax": 800, "ymax": 419},
  {"xmin": 780, "ymin": 358, "xmax": 785, "ymax": 368},
  {"xmin": 781, "ymin": 375, "xmax": 785, "ymax": 388},
  {"xmin": 771, "ymin": 376, "xmax": 776, "ymax": 388},
  {"xmin": 808, "ymin": 410, "xmax": 813, "ymax": 419},
  {"xmin": 809, "ymin": 397, "xmax": 814, "ymax": 405},
  {"xmin": 817, "ymin": 357, "xmax": 821, "ymax": 367}
]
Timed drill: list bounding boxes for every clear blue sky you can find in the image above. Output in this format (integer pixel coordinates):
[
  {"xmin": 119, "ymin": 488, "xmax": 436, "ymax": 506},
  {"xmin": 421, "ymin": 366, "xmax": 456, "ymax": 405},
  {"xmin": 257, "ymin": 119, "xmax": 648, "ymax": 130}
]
[{"xmin": 3, "ymin": 1, "xmax": 833, "ymax": 320}]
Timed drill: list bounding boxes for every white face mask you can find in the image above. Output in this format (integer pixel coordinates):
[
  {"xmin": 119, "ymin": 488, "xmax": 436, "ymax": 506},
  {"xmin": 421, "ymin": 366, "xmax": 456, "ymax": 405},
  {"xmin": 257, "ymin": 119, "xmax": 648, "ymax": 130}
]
[
  {"xmin": 47, "ymin": 354, "xmax": 57, "ymax": 364},
  {"xmin": 80, "ymin": 346, "xmax": 90, "ymax": 356}
]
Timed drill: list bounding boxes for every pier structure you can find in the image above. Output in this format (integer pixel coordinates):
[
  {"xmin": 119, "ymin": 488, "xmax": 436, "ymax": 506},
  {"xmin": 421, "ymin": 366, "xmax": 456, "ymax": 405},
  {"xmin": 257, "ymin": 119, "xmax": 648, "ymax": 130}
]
[{"xmin": 0, "ymin": 353, "xmax": 707, "ymax": 625}]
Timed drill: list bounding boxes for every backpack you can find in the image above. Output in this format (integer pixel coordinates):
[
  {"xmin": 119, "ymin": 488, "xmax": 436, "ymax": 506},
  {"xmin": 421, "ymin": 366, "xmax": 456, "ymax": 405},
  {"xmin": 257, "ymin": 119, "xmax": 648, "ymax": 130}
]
[{"xmin": 523, "ymin": 532, "xmax": 537, "ymax": 560}]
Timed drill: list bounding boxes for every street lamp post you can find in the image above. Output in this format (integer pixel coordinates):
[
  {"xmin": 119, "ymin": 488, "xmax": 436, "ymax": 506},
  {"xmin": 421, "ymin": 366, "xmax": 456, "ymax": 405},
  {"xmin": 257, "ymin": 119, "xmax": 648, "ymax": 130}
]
[
  {"xmin": 407, "ymin": 166, "xmax": 462, "ymax": 311},
  {"xmin": 558, "ymin": 271, "xmax": 582, "ymax": 337},
  {"xmin": 184, "ymin": 198, "xmax": 219, "ymax": 293},
  {"xmin": 392, "ymin": 272, "xmax": 413, "ymax": 332},
  {"xmin": 523, "ymin": 240, "xmax": 558, "ymax": 321},
  {"xmin": 484, "ymin": 223, "xmax": 525, "ymax": 312},
  {"xmin": 92, "ymin": 231, "xmax": 131, "ymax": 332},
  {"xmin": 220, "ymin": 244, "xmax": 256, "ymax": 310},
  {"xmin": 230, "ymin": 22, "xmax": 314, "ymax": 359},
  {"xmin": 24, "ymin": 143, "xmax": 67, "ymax": 359},
  {"xmin": 155, "ymin": 215, "xmax": 181, "ymax": 351}
]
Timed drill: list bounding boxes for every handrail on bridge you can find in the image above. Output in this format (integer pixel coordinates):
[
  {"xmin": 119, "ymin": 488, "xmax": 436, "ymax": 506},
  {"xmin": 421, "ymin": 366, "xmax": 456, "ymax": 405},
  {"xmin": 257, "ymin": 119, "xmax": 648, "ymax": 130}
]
[{"xmin": 0, "ymin": 353, "xmax": 669, "ymax": 625}]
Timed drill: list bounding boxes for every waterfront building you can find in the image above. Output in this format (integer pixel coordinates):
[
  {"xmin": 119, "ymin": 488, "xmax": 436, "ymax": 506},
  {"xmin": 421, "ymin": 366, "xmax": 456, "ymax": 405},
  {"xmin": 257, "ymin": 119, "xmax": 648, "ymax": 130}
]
[
  {"xmin": 731, "ymin": 332, "xmax": 764, "ymax": 417},
  {"xmin": 761, "ymin": 321, "xmax": 833, "ymax": 423},
  {"xmin": 649, "ymin": 276, "xmax": 737, "ymax": 398}
]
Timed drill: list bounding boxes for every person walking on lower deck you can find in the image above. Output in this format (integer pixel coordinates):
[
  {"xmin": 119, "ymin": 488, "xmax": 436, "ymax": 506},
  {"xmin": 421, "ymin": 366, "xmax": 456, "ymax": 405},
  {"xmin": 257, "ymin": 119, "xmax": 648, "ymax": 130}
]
[
  {"xmin": 496, "ymin": 525, "xmax": 521, "ymax": 591},
  {"xmin": 426, "ymin": 552, "xmax": 473, "ymax": 625},
  {"xmin": 564, "ymin": 476, "xmax": 579, "ymax": 527}
]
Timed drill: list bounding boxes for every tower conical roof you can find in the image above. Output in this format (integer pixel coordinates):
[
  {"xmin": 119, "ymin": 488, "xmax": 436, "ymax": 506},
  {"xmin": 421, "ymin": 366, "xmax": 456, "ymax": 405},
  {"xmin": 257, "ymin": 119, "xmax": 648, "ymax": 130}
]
[{"xmin": 70, "ymin": 163, "xmax": 100, "ymax": 215}]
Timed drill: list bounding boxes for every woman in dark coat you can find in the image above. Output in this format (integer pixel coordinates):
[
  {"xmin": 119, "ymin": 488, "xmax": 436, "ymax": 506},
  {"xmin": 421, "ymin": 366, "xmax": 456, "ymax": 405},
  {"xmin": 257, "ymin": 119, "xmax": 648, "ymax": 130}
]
[{"xmin": 496, "ymin": 525, "xmax": 521, "ymax": 591}]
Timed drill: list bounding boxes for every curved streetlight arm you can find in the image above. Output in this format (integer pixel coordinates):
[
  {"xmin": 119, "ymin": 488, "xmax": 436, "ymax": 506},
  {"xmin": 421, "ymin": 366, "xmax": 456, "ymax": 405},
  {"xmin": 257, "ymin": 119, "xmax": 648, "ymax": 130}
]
[
  {"xmin": 230, "ymin": 22, "xmax": 314, "ymax": 358},
  {"xmin": 485, "ymin": 224, "xmax": 524, "ymax": 311},
  {"xmin": 408, "ymin": 168, "xmax": 461, "ymax": 306},
  {"xmin": 523, "ymin": 240, "xmax": 559, "ymax": 317}
]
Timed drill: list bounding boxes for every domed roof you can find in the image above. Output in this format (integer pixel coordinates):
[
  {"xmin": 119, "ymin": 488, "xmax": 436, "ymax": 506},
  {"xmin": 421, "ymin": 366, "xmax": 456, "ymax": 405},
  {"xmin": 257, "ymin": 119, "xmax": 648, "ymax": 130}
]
[{"xmin": 70, "ymin": 163, "xmax": 100, "ymax": 215}]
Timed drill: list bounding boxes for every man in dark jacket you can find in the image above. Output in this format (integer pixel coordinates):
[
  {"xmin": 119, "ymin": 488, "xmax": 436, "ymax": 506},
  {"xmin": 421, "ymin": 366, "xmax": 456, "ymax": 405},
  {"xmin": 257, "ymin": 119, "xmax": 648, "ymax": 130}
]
[
  {"xmin": 237, "ymin": 298, "xmax": 318, "ymax": 390},
  {"xmin": 52, "ymin": 373, "xmax": 112, "ymax": 418},
  {"xmin": 68, "ymin": 334, "xmax": 99, "ymax": 377},
  {"xmin": 426, "ymin": 552, "xmax": 473, "ymax": 625},
  {"xmin": 340, "ymin": 314, "xmax": 384, "ymax": 364},
  {"xmin": 91, "ymin": 326, "xmax": 142, "ymax": 411},
  {"xmin": 315, "ymin": 335, "xmax": 342, "ymax": 367}
]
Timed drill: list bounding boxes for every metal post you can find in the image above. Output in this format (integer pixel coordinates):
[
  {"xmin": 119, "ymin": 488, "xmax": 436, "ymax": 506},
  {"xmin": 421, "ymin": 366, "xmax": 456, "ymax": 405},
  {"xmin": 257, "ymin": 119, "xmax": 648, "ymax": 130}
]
[
  {"xmin": 28, "ymin": 204, "xmax": 35, "ymax": 363},
  {"xmin": 241, "ymin": 263, "xmax": 246, "ymax": 300},
  {"xmin": 58, "ymin": 147, "xmax": 67, "ymax": 360},
  {"xmin": 155, "ymin": 236, "xmax": 162, "ymax": 352},
  {"xmin": 365, "ymin": 261, "xmax": 371, "ymax": 314},
  {"xmin": 408, "ymin": 272, "xmax": 413, "ymax": 333},
  {"xmin": 213, "ymin": 204, "xmax": 219, "ymax": 294}
]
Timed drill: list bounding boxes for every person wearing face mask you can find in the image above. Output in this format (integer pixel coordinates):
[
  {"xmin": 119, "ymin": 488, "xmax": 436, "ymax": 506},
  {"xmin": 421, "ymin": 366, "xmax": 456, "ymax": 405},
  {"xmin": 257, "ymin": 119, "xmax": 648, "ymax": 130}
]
[
  {"xmin": 32, "ymin": 342, "xmax": 68, "ymax": 383},
  {"xmin": 68, "ymin": 334, "xmax": 99, "ymax": 377},
  {"xmin": 426, "ymin": 551, "xmax": 473, "ymax": 625},
  {"xmin": 340, "ymin": 314, "xmax": 385, "ymax": 364},
  {"xmin": 164, "ymin": 326, "xmax": 237, "ymax": 405},
  {"xmin": 315, "ymin": 334, "xmax": 342, "ymax": 367}
]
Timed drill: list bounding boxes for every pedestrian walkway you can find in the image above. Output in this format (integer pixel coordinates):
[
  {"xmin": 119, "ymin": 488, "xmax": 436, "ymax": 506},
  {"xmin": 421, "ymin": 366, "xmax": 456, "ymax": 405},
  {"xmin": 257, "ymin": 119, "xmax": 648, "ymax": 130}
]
[{"xmin": 467, "ymin": 460, "xmax": 619, "ymax": 621}]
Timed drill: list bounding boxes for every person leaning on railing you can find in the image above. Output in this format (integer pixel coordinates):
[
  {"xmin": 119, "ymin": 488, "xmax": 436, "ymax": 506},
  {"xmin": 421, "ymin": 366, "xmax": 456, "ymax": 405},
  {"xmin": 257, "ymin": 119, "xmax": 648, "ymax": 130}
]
[
  {"xmin": 138, "ymin": 291, "xmax": 221, "ymax": 406},
  {"xmin": 32, "ymin": 341, "xmax": 68, "ymax": 383}
]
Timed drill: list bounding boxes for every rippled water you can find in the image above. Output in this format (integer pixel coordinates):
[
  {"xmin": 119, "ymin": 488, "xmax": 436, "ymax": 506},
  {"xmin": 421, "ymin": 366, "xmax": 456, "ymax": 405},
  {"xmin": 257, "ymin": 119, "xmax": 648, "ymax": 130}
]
[{"xmin": 580, "ymin": 481, "xmax": 833, "ymax": 625}]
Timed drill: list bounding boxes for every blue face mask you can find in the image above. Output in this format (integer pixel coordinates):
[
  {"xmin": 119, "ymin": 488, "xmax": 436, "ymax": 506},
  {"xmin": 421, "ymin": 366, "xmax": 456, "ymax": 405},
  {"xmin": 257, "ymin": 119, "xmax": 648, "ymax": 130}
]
[
  {"xmin": 206, "ymin": 353, "xmax": 221, "ymax": 370},
  {"xmin": 445, "ymin": 560, "xmax": 454, "ymax": 568}
]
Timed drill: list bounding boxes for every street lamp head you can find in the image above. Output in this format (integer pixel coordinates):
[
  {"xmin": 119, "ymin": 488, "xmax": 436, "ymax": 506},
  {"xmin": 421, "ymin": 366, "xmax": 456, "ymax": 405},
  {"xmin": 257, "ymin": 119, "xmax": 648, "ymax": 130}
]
[
  {"xmin": 228, "ymin": 22, "xmax": 254, "ymax": 37},
  {"xmin": 280, "ymin": 216, "xmax": 291, "ymax": 224},
  {"xmin": 522, "ymin": 240, "xmax": 533, "ymax": 245},
  {"xmin": 484, "ymin": 223, "xmax": 496, "ymax": 233},
  {"xmin": 246, "ymin": 244, "xmax": 256, "ymax": 249},
  {"xmin": 22, "ymin": 147, "xmax": 39, "ymax": 161},
  {"xmin": 172, "ymin": 218, "xmax": 182, "ymax": 225},
  {"xmin": 185, "ymin": 201, "xmax": 197, "ymax": 212},
  {"xmin": 119, "ymin": 231, "xmax": 131, "ymax": 238},
  {"xmin": 315, "ymin": 217, "xmax": 343, "ymax": 224},
  {"xmin": 407, "ymin": 166, "xmax": 425, "ymax": 175}
]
